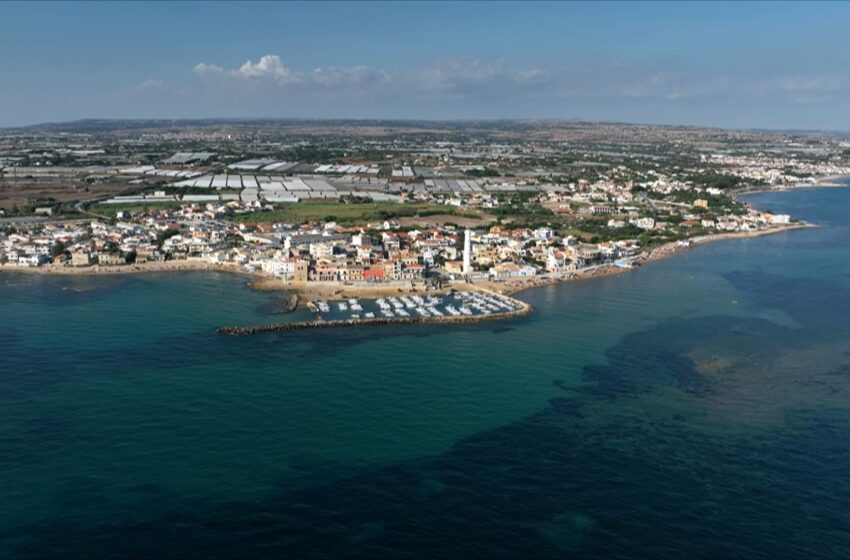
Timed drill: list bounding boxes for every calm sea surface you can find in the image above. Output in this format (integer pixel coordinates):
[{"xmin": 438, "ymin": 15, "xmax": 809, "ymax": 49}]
[{"xmin": 2, "ymin": 184, "xmax": 850, "ymax": 559}]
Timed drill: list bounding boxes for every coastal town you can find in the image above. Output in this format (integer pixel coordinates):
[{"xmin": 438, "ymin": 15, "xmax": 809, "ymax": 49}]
[
  {"xmin": 1, "ymin": 120, "xmax": 846, "ymax": 313},
  {"xmin": 0, "ymin": 194, "xmax": 799, "ymax": 282}
]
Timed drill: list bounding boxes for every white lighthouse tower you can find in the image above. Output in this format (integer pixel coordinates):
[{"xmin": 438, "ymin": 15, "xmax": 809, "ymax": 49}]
[{"xmin": 462, "ymin": 229, "xmax": 472, "ymax": 275}]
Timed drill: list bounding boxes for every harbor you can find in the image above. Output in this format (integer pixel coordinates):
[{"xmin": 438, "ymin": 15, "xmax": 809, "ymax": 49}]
[
  {"xmin": 311, "ymin": 291, "xmax": 524, "ymax": 320},
  {"xmin": 217, "ymin": 290, "xmax": 531, "ymax": 335}
]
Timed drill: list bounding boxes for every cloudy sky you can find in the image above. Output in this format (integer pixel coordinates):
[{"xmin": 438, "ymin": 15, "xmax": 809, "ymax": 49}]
[{"xmin": 2, "ymin": 1, "xmax": 850, "ymax": 129}]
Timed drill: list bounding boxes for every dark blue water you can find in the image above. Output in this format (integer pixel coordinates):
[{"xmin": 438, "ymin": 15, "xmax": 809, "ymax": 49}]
[{"xmin": 2, "ymin": 185, "xmax": 850, "ymax": 559}]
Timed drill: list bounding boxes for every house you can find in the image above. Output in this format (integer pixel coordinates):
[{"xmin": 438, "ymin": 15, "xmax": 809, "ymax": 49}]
[
  {"xmin": 382, "ymin": 259, "xmax": 402, "ymax": 280},
  {"xmin": 260, "ymin": 258, "xmax": 295, "ymax": 277},
  {"xmin": 490, "ymin": 262, "xmax": 537, "ymax": 279},
  {"xmin": 19, "ymin": 254, "xmax": 50, "ymax": 267},
  {"xmin": 546, "ymin": 250, "xmax": 576, "ymax": 272},
  {"xmin": 71, "ymin": 251, "xmax": 94, "ymax": 267},
  {"xmin": 631, "ymin": 217, "xmax": 656, "ymax": 230},
  {"xmin": 363, "ymin": 267, "xmax": 385, "ymax": 281},
  {"xmin": 292, "ymin": 260, "xmax": 309, "ymax": 282},
  {"xmin": 444, "ymin": 260, "xmax": 464, "ymax": 275},
  {"xmin": 340, "ymin": 263, "xmax": 364, "ymax": 282},
  {"xmin": 400, "ymin": 263, "xmax": 424, "ymax": 279},
  {"xmin": 97, "ymin": 252, "xmax": 127, "ymax": 266}
]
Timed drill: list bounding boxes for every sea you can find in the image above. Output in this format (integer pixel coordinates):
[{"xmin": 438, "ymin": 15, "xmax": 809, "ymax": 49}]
[{"xmin": 2, "ymin": 183, "xmax": 850, "ymax": 559}]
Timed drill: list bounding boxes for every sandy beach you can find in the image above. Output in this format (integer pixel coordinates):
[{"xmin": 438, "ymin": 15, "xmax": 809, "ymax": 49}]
[
  {"xmin": 737, "ymin": 176, "xmax": 850, "ymax": 195},
  {"xmin": 643, "ymin": 223, "xmax": 815, "ymax": 264},
  {"xmin": 0, "ymin": 259, "xmax": 251, "ymax": 277}
]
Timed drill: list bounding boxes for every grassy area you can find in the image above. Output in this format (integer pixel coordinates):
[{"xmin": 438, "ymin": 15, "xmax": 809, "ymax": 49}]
[
  {"xmin": 226, "ymin": 201, "xmax": 478, "ymax": 225},
  {"xmin": 88, "ymin": 201, "xmax": 184, "ymax": 217}
]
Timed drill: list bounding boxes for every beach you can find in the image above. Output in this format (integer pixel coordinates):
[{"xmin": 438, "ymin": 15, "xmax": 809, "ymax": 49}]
[
  {"xmin": 643, "ymin": 222, "xmax": 815, "ymax": 264},
  {"xmin": 0, "ymin": 259, "xmax": 248, "ymax": 276}
]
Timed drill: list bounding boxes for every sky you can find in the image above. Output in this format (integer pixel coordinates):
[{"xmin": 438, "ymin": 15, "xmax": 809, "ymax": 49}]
[{"xmin": 2, "ymin": 1, "xmax": 850, "ymax": 130}]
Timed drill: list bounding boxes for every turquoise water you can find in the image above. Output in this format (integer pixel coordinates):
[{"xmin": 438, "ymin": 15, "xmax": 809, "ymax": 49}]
[{"xmin": 2, "ymin": 184, "xmax": 850, "ymax": 558}]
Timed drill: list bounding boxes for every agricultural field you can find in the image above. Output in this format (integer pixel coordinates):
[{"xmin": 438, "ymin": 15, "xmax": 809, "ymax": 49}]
[
  {"xmin": 0, "ymin": 177, "xmax": 129, "ymax": 214},
  {"xmin": 87, "ymin": 201, "xmax": 184, "ymax": 217},
  {"xmin": 226, "ymin": 201, "xmax": 482, "ymax": 226}
]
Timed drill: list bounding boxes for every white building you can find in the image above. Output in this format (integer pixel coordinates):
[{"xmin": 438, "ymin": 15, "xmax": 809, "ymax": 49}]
[{"xmin": 462, "ymin": 229, "xmax": 472, "ymax": 275}]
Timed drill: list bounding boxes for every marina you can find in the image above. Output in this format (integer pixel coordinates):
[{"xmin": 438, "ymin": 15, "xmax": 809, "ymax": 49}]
[
  {"xmin": 219, "ymin": 291, "xmax": 531, "ymax": 335},
  {"xmin": 309, "ymin": 291, "xmax": 525, "ymax": 322}
]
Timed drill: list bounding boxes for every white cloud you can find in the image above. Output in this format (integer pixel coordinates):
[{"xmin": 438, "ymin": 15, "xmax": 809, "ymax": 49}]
[
  {"xmin": 235, "ymin": 55, "xmax": 299, "ymax": 84},
  {"xmin": 188, "ymin": 54, "xmax": 849, "ymax": 111},
  {"xmin": 414, "ymin": 58, "xmax": 550, "ymax": 94},
  {"xmin": 195, "ymin": 55, "xmax": 382, "ymax": 88},
  {"xmin": 310, "ymin": 65, "xmax": 390, "ymax": 88},
  {"xmin": 194, "ymin": 56, "xmax": 299, "ymax": 84},
  {"xmin": 776, "ymin": 75, "xmax": 841, "ymax": 93},
  {"xmin": 193, "ymin": 62, "xmax": 227, "ymax": 79},
  {"xmin": 134, "ymin": 79, "xmax": 167, "ymax": 91},
  {"xmin": 191, "ymin": 54, "xmax": 545, "ymax": 95}
]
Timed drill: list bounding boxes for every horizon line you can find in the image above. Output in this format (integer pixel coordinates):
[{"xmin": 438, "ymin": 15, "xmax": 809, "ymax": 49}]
[{"xmin": 3, "ymin": 116, "xmax": 847, "ymax": 135}]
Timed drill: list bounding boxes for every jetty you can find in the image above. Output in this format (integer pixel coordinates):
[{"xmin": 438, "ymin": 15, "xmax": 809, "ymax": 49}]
[{"xmin": 217, "ymin": 297, "xmax": 532, "ymax": 336}]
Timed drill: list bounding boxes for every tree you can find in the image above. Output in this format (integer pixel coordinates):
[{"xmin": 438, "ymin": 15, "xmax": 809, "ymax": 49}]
[{"xmin": 50, "ymin": 241, "xmax": 66, "ymax": 257}]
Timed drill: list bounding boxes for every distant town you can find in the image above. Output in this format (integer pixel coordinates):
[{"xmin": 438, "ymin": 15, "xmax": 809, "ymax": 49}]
[{"xmin": 1, "ymin": 119, "xmax": 847, "ymax": 300}]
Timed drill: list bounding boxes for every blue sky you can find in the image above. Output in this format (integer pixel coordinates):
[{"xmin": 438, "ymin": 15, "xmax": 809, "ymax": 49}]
[{"xmin": 2, "ymin": 1, "xmax": 850, "ymax": 129}]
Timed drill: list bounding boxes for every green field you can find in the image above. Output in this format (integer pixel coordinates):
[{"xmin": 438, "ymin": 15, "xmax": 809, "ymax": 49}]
[
  {"xmin": 88, "ymin": 201, "xmax": 184, "ymax": 217},
  {"xmin": 226, "ymin": 201, "xmax": 476, "ymax": 225}
]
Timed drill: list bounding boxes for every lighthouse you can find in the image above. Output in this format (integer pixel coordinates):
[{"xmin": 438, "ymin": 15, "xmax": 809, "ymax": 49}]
[{"xmin": 462, "ymin": 229, "xmax": 472, "ymax": 275}]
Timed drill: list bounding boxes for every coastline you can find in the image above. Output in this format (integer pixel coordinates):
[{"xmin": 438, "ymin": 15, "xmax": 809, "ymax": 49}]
[
  {"xmin": 0, "ymin": 259, "xmax": 251, "ymax": 277},
  {"xmin": 736, "ymin": 176, "xmax": 850, "ymax": 196},
  {"xmin": 642, "ymin": 222, "xmax": 815, "ymax": 264},
  {"xmin": 0, "ymin": 223, "xmax": 816, "ymax": 303},
  {"xmin": 7, "ymin": 176, "xmax": 841, "ymax": 304},
  {"xmin": 492, "ymin": 222, "xmax": 815, "ymax": 297},
  {"xmin": 812, "ymin": 174, "xmax": 850, "ymax": 186}
]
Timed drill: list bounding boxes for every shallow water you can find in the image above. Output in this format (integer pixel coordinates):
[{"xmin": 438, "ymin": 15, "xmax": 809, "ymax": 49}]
[{"xmin": 2, "ymin": 184, "xmax": 850, "ymax": 558}]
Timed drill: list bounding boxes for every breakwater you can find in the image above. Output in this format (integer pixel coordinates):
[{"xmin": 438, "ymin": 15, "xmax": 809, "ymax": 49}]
[{"xmin": 217, "ymin": 302, "xmax": 533, "ymax": 335}]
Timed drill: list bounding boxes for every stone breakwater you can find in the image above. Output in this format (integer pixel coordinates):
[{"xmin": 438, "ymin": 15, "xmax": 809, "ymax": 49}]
[{"xmin": 217, "ymin": 302, "xmax": 533, "ymax": 336}]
